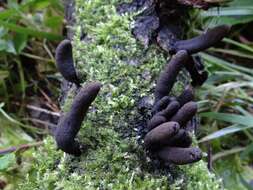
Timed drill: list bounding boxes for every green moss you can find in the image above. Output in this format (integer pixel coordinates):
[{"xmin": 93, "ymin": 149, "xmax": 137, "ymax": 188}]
[{"xmin": 20, "ymin": 0, "xmax": 224, "ymax": 189}]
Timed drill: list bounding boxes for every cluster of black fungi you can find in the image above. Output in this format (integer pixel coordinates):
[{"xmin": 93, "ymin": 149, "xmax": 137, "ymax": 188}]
[{"xmin": 54, "ymin": 0, "xmax": 230, "ymax": 165}]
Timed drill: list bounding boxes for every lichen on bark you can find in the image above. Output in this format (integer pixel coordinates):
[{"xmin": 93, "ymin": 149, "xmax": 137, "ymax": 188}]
[{"xmin": 19, "ymin": 0, "xmax": 224, "ymax": 189}]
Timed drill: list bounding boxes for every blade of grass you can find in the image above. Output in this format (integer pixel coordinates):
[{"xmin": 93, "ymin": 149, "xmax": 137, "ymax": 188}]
[
  {"xmin": 223, "ymin": 38, "xmax": 253, "ymax": 54},
  {"xmin": 200, "ymin": 53, "xmax": 253, "ymax": 77},
  {"xmin": 212, "ymin": 147, "xmax": 246, "ymax": 162},
  {"xmin": 200, "ymin": 112, "xmax": 253, "ymax": 126},
  {"xmin": 209, "ymin": 48, "xmax": 253, "ymax": 60},
  {"xmin": 199, "ymin": 124, "xmax": 253, "ymax": 142}
]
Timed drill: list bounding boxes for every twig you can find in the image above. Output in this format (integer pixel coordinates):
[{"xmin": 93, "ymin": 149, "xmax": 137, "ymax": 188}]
[
  {"xmin": 12, "ymin": 101, "xmax": 60, "ymax": 117},
  {"xmin": 38, "ymin": 88, "xmax": 60, "ymax": 112},
  {"xmin": 24, "ymin": 118, "xmax": 57, "ymax": 129},
  {"xmin": 0, "ymin": 141, "xmax": 44, "ymax": 155},
  {"xmin": 20, "ymin": 52, "xmax": 53, "ymax": 62},
  {"xmin": 43, "ymin": 39, "xmax": 55, "ymax": 61}
]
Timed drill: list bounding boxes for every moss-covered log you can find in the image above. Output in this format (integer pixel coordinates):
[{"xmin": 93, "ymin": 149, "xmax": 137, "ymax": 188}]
[{"xmin": 19, "ymin": 0, "xmax": 225, "ymax": 189}]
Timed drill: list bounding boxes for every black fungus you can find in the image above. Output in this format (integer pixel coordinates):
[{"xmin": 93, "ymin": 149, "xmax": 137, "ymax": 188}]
[
  {"xmin": 154, "ymin": 50, "xmax": 188, "ymax": 102},
  {"xmin": 144, "ymin": 47, "xmax": 203, "ymax": 165},
  {"xmin": 144, "ymin": 121, "xmax": 180, "ymax": 149},
  {"xmin": 157, "ymin": 147, "xmax": 202, "ymax": 165},
  {"xmin": 147, "ymin": 115, "xmax": 167, "ymax": 130},
  {"xmin": 172, "ymin": 25, "xmax": 230, "ymax": 54},
  {"xmin": 157, "ymin": 25, "xmax": 230, "ymax": 55},
  {"xmin": 176, "ymin": 85, "xmax": 194, "ymax": 106},
  {"xmin": 55, "ymin": 39, "xmax": 80, "ymax": 86},
  {"xmin": 151, "ymin": 96, "xmax": 170, "ymax": 114},
  {"xmin": 55, "ymin": 82, "xmax": 101, "ymax": 156},
  {"xmin": 156, "ymin": 100, "xmax": 180, "ymax": 119},
  {"xmin": 185, "ymin": 56, "xmax": 209, "ymax": 87},
  {"xmin": 170, "ymin": 101, "xmax": 198, "ymax": 127},
  {"xmin": 166, "ymin": 129, "xmax": 192, "ymax": 148}
]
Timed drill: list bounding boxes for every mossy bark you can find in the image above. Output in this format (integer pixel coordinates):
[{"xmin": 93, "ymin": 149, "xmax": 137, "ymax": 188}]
[{"xmin": 20, "ymin": 0, "xmax": 224, "ymax": 189}]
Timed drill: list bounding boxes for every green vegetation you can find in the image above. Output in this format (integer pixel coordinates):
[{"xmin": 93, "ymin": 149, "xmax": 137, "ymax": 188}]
[
  {"xmin": 0, "ymin": 0, "xmax": 64, "ymax": 188},
  {"xmin": 0, "ymin": 0, "xmax": 253, "ymax": 189}
]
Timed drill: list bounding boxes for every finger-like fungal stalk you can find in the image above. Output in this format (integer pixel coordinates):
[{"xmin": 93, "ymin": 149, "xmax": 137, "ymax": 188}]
[
  {"xmin": 185, "ymin": 56, "xmax": 208, "ymax": 86},
  {"xmin": 55, "ymin": 82, "xmax": 101, "ymax": 156},
  {"xmin": 176, "ymin": 85, "xmax": 194, "ymax": 106},
  {"xmin": 154, "ymin": 50, "xmax": 188, "ymax": 102},
  {"xmin": 147, "ymin": 115, "xmax": 167, "ymax": 130},
  {"xmin": 152, "ymin": 96, "xmax": 170, "ymax": 114},
  {"xmin": 170, "ymin": 101, "xmax": 198, "ymax": 127},
  {"xmin": 172, "ymin": 25, "xmax": 230, "ymax": 54},
  {"xmin": 156, "ymin": 100, "xmax": 180, "ymax": 119},
  {"xmin": 167, "ymin": 129, "xmax": 192, "ymax": 148},
  {"xmin": 158, "ymin": 147, "xmax": 202, "ymax": 165},
  {"xmin": 144, "ymin": 122, "xmax": 180, "ymax": 149},
  {"xmin": 55, "ymin": 39, "xmax": 80, "ymax": 86}
]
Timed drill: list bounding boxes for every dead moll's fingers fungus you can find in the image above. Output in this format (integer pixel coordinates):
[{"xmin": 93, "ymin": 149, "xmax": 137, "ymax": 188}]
[
  {"xmin": 172, "ymin": 25, "xmax": 230, "ymax": 54},
  {"xmin": 185, "ymin": 55, "xmax": 208, "ymax": 87},
  {"xmin": 154, "ymin": 50, "xmax": 188, "ymax": 102},
  {"xmin": 176, "ymin": 85, "xmax": 194, "ymax": 106},
  {"xmin": 55, "ymin": 39, "xmax": 80, "ymax": 86},
  {"xmin": 158, "ymin": 147, "xmax": 202, "ymax": 165},
  {"xmin": 55, "ymin": 82, "xmax": 101, "ymax": 156},
  {"xmin": 144, "ymin": 48, "xmax": 204, "ymax": 164},
  {"xmin": 145, "ymin": 90, "xmax": 202, "ymax": 164}
]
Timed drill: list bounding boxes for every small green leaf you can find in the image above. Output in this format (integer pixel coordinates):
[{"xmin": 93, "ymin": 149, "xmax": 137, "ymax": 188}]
[
  {"xmin": 14, "ymin": 32, "xmax": 27, "ymax": 54},
  {"xmin": 0, "ymin": 153, "xmax": 16, "ymax": 171}
]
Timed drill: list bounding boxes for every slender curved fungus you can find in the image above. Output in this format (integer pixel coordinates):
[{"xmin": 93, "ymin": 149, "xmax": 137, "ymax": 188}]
[
  {"xmin": 171, "ymin": 25, "xmax": 230, "ymax": 54},
  {"xmin": 55, "ymin": 39, "xmax": 80, "ymax": 86},
  {"xmin": 156, "ymin": 100, "xmax": 180, "ymax": 119},
  {"xmin": 145, "ymin": 91, "xmax": 202, "ymax": 164},
  {"xmin": 144, "ymin": 48, "xmax": 204, "ymax": 164},
  {"xmin": 176, "ymin": 85, "xmax": 194, "ymax": 106},
  {"xmin": 167, "ymin": 129, "xmax": 192, "ymax": 148},
  {"xmin": 158, "ymin": 147, "xmax": 202, "ymax": 165},
  {"xmin": 147, "ymin": 115, "xmax": 167, "ymax": 130},
  {"xmin": 170, "ymin": 101, "xmax": 198, "ymax": 126},
  {"xmin": 55, "ymin": 82, "xmax": 101, "ymax": 156},
  {"xmin": 152, "ymin": 96, "xmax": 170, "ymax": 114},
  {"xmin": 144, "ymin": 121, "xmax": 180, "ymax": 149},
  {"xmin": 157, "ymin": 25, "xmax": 230, "ymax": 55},
  {"xmin": 154, "ymin": 50, "xmax": 188, "ymax": 102}
]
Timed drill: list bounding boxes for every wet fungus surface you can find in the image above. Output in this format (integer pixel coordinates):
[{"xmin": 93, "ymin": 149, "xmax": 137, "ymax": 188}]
[
  {"xmin": 55, "ymin": 82, "xmax": 101, "ymax": 156},
  {"xmin": 55, "ymin": 39, "xmax": 80, "ymax": 86},
  {"xmin": 144, "ymin": 51, "xmax": 202, "ymax": 165}
]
